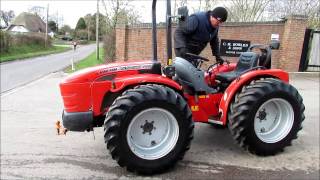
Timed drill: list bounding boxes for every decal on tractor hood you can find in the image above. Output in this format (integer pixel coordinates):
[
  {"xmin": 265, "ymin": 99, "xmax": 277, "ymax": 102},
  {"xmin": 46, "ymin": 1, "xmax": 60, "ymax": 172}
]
[
  {"xmin": 98, "ymin": 64, "xmax": 153, "ymax": 74},
  {"xmin": 223, "ymin": 93, "xmax": 228, "ymax": 101}
]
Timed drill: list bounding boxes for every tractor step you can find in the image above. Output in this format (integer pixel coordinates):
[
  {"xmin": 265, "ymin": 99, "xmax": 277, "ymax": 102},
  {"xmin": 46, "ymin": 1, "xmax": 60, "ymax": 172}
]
[{"xmin": 208, "ymin": 119, "xmax": 223, "ymax": 125}]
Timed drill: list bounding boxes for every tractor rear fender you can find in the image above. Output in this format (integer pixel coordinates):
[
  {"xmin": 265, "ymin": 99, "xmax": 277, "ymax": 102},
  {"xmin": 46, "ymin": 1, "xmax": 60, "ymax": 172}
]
[
  {"xmin": 91, "ymin": 74, "xmax": 182, "ymax": 116},
  {"xmin": 219, "ymin": 69, "xmax": 289, "ymax": 125}
]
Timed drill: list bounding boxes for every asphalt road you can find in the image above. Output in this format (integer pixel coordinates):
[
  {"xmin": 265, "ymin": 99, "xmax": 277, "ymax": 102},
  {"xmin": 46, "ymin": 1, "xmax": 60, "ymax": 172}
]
[
  {"xmin": 1, "ymin": 72, "xmax": 319, "ymax": 179},
  {"xmin": 0, "ymin": 44, "xmax": 96, "ymax": 93}
]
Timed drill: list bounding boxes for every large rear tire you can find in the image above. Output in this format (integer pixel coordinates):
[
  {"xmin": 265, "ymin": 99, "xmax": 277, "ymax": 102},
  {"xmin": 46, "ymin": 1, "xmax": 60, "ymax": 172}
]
[
  {"xmin": 104, "ymin": 84, "xmax": 194, "ymax": 174},
  {"xmin": 228, "ymin": 78, "xmax": 305, "ymax": 156}
]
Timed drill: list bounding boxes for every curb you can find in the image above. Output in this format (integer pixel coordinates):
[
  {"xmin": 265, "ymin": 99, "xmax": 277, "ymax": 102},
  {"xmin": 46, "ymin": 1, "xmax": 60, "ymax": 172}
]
[{"xmin": 289, "ymin": 72, "xmax": 320, "ymax": 78}]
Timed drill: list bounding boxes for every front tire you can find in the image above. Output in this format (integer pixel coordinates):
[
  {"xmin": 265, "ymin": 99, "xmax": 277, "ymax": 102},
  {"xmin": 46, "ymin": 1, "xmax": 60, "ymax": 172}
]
[
  {"xmin": 104, "ymin": 84, "xmax": 194, "ymax": 174},
  {"xmin": 228, "ymin": 78, "xmax": 305, "ymax": 156}
]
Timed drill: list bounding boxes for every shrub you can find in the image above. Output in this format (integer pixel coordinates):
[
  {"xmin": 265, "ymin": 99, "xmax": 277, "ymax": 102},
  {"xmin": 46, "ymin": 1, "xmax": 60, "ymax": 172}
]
[
  {"xmin": 103, "ymin": 29, "xmax": 116, "ymax": 63},
  {"xmin": 0, "ymin": 32, "xmax": 53, "ymax": 55},
  {"xmin": 0, "ymin": 31, "xmax": 11, "ymax": 53},
  {"xmin": 74, "ymin": 29, "xmax": 88, "ymax": 40},
  {"xmin": 11, "ymin": 32, "xmax": 51, "ymax": 47},
  {"xmin": 78, "ymin": 40, "xmax": 89, "ymax": 45}
]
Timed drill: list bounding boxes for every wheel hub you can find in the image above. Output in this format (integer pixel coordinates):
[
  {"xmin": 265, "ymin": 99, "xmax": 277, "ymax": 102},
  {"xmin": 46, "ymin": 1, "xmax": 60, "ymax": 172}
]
[
  {"xmin": 254, "ymin": 98, "xmax": 294, "ymax": 143},
  {"xmin": 257, "ymin": 108, "xmax": 267, "ymax": 121},
  {"xmin": 140, "ymin": 120, "xmax": 156, "ymax": 135},
  {"xmin": 127, "ymin": 108, "xmax": 179, "ymax": 160}
]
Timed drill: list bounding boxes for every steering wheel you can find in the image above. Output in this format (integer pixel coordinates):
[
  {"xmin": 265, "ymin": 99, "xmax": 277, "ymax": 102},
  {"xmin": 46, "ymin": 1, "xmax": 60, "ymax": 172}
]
[
  {"xmin": 185, "ymin": 53, "xmax": 210, "ymax": 62},
  {"xmin": 206, "ymin": 62, "xmax": 219, "ymax": 72},
  {"xmin": 206, "ymin": 58, "xmax": 230, "ymax": 72}
]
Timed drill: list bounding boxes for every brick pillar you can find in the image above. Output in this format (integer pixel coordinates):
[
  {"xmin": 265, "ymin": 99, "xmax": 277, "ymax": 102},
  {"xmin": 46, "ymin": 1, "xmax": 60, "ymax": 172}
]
[
  {"xmin": 280, "ymin": 15, "xmax": 308, "ymax": 72},
  {"xmin": 115, "ymin": 25, "xmax": 128, "ymax": 61}
]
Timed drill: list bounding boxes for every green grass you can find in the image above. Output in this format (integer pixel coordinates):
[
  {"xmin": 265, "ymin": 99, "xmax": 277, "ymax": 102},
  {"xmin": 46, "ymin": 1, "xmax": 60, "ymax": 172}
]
[
  {"xmin": 65, "ymin": 47, "xmax": 105, "ymax": 73},
  {"xmin": 0, "ymin": 44, "xmax": 71, "ymax": 63}
]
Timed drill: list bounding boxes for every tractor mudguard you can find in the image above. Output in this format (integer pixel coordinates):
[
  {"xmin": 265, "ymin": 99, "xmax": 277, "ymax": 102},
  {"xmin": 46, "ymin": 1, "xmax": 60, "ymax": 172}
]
[
  {"xmin": 218, "ymin": 69, "xmax": 289, "ymax": 125},
  {"xmin": 91, "ymin": 74, "xmax": 182, "ymax": 116},
  {"xmin": 111, "ymin": 74, "xmax": 182, "ymax": 92}
]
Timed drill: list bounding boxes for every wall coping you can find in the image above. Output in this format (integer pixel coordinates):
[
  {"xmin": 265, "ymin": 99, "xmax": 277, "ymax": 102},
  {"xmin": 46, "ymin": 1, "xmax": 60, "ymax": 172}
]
[
  {"xmin": 116, "ymin": 21, "xmax": 286, "ymax": 29},
  {"xmin": 116, "ymin": 15, "xmax": 308, "ymax": 29},
  {"xmin": 285, "ymin": 15, "xmax": 308, "ymax": 20}
]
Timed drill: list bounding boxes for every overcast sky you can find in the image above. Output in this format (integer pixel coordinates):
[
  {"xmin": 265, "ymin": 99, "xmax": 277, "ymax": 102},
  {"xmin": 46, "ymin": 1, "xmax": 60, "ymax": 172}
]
[{"xmin": 1, "ymin": 0, "xmax": 173, "ymax": 28}]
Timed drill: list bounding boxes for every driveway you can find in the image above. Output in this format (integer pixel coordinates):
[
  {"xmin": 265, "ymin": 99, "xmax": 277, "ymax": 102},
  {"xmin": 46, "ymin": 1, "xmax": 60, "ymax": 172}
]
[
  {"xmin": 1, "ymin": 72, "xmax": 319, "ymax": 179},
  {"xmin": 0, "ymin": 44, "xmax": 96, "ymax": 93}
]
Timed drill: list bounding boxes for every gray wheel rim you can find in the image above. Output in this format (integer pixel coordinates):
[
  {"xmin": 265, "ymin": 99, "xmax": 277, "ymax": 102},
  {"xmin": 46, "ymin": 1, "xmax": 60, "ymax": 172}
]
[
  {"xmin": 127, "ymin": 108, "xmax": 179, "ymax": 160},
  {"xmin": 254, "ymin": 98, "xmax": 294, "ymax": 143}
]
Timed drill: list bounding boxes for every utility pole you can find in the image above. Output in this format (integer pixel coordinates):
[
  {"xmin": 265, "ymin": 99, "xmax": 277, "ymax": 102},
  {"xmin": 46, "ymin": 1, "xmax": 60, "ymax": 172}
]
[
  {"xmin": 96, "ymin": 0, "xmax": 99, "ymax": 60},
  {"xmin": 45, "ymin": 4, "xmax": 49, "ymax": 48},
  {"xmin": 87, "ymin": 19, "xmax": 90, "ymax": 41},
  {"xmin": 56, "ymin": 11, "xmax": 59, "ymax": 33}
]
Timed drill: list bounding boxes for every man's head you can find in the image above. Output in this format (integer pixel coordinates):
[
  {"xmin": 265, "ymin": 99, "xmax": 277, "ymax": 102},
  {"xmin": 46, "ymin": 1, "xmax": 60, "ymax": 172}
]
[{"xmin": 209, "ymin": 7, "xmax": 228, "ymax": 28}]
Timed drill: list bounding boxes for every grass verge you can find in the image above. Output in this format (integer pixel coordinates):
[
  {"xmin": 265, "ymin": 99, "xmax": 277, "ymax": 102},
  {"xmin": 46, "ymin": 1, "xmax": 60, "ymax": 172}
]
[
  {"xmin": 65, "ymin": 47, "xmax": 105, "ymax": 73},
  {"xmin": 0, "ymin": 45, "xmax": 71, "ymax": 63}
]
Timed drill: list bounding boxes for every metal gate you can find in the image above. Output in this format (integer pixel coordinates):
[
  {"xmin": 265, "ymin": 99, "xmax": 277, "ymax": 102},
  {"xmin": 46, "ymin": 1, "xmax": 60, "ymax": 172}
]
[
  {"xmin": 299, "ymin": 29, "xmax": 320, "ymax": 72},
  {"xmin": 307, "ymin": 30, "xmax": 320, "ymax": 71}
]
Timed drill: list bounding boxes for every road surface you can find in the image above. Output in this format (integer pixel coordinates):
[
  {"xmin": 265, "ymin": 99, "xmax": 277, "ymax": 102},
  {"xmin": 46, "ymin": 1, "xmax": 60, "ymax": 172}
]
[
  {"xmin": 0, "ymin": 44, "xmax": 96, "ymax": 93},
  {"xmin": 1, "ymin": 72, "xmax": 319, "ymax": 179}
]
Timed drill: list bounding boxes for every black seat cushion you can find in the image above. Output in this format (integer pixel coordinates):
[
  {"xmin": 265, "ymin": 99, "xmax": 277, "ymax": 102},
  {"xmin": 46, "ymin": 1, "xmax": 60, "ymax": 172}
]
[
  {"xmin": 216, "ymin": 52, "xmax": 259, "ymax": 83},
  {"xmin": 216, "ymin": 71, "xmax": 238, "ymax": 83}
]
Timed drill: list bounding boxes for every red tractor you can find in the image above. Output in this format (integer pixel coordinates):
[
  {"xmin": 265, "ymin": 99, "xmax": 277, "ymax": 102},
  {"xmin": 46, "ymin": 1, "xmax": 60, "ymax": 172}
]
[{"xmin": 60, "ymin": 0, "xmax": 304, "ymax": 174}]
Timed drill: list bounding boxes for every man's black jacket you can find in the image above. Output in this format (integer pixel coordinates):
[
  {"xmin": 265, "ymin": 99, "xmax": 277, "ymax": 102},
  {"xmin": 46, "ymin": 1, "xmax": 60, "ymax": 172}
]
[{"xmin": 174, "ymin": 11, "xmax": 220, "ymax": 58}]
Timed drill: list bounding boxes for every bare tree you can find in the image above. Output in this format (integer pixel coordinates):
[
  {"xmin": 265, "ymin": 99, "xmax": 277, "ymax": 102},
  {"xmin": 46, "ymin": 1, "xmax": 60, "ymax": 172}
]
[
  {"xmin": 28, "ymin": 6, "xmax": 46, "ymax": 21},
  {"xmin": 267, "ymin": 0, "xmax": 319, "ymax": 27},
  {"xmin": 0, "ymin": 10, "xmax": 15, "ymax": 27},
  {"xmin": 101, "ymin": 0, "xmax": 140, "ymax": 30},
  {"xmin": 268, "ymin": 0, "xmax": 319, "ymax": 18},
  {"xmin": 203, "ymin": 0, "xmax": 217, "ymax": 11},
  {"xmin": 192, "ymin": 0, "xmax": 217, "ymax": 12},
  {"xmin": 224, "ymin": 0, "xmax": 271, "ymax": 22},
  {"xmin": 173, "ymin": 0, "xmax": 188, "ymax": 15},
  {"xmin": 48, "ymin": 12, "xmax": 63, "ymax": 30},
  {"xmin": 100, "ymin": 0, "xmax": 141, "ymax": 62},
  {"xmin": 179, "ymin": 0, "xmax": 188, "ymax": 7}
]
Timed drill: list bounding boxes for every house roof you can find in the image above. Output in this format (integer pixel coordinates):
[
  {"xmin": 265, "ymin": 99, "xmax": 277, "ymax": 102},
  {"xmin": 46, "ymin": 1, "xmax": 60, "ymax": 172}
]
[
  {"xmin": 7, "ymin": 25, "xmax": 29, "ymax": 32},
  {"xmin": 10, "ymin": 12, "xmax": 48, "ymax": 33}
]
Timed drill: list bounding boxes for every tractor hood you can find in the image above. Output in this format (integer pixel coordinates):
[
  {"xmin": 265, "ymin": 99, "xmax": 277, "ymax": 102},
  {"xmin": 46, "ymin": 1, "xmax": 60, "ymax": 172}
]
[{"xmin": 61, "ymin": 61, "xmax": 160, "ymax": 84}]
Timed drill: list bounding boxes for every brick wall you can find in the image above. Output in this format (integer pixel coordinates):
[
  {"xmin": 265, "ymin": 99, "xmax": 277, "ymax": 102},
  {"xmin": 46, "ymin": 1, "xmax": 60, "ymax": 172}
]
[
  {"xmin": 115, "ymin": 16, "xmax": 308, "ymax": 72},
  {"xmin": 280, "ymin": 16, "xmax": 309, "ymax": 71}
]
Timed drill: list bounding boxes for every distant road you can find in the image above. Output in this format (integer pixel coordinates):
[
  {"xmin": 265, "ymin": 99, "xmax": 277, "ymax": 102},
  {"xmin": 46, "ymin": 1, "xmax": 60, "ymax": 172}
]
[{"xmin": 0, "ymin": 44, "xmax": 97, "ymax": 93}]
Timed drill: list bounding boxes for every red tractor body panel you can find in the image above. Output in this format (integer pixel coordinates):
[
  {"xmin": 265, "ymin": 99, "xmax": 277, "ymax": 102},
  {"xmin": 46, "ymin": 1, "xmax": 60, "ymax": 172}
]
[
  {"xmin": 60, "ymin": 61, "xmax": 289, "ymax": 128},
  {"xmin": 218, "ymin": 69, "xmax": 289, "ymax": 125},
  {"xmin": 60, "ymin": 82, "xmax": 92, "ymax": 112},
  {"xmin": 185, "ymin": 62, "xmax": 236, "ymax": 123},
  {"xmin": 60, "ymin": 61, "xmax": 182, "ymax": 116},
  {"xmin": 91, "ymin": 74, "xmax": 182, "ymax": 116},
  {"xmin": 185, "ymin": 93, "xmax": 223, "ymax": 122}
]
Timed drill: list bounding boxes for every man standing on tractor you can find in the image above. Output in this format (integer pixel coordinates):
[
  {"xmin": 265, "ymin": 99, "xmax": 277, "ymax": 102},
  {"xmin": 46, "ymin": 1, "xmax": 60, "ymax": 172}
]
[{"xmin": 174, "ymin": 7, "xmax": 228, "ymax": 65}]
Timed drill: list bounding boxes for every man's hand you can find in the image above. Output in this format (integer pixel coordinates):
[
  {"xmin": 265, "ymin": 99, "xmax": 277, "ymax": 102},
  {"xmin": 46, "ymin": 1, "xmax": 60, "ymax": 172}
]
[{"xmin": 215, "ymin": 55, "xmax": 224, "ymax": 65}]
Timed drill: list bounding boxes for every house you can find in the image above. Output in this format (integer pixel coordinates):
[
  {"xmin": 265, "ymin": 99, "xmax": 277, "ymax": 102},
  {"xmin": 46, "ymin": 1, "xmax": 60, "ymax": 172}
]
[
  {"xmin": 7, "ymin": 25, "xmax": 29, "ymax": 33},
  {"xmin": 6, "ymin": 12, "xmax": 53, "ymax": 37}
]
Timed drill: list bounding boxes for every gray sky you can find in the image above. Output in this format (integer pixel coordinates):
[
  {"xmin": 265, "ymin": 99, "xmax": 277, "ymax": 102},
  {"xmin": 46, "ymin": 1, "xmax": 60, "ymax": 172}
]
[{"xmin": 1, "ymin": 0, "xmax": 170, "ymax": 28}]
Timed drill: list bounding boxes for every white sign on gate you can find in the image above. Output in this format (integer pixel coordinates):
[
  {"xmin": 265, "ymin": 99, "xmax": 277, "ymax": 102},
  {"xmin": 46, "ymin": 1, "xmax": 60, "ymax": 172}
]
[{"xmin": 271, "ymin": 34, "xmax": 280, "ymax": 41}]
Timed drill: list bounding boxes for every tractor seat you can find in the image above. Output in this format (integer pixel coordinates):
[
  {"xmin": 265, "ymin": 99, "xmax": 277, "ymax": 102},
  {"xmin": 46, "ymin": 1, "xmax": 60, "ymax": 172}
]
[{"xmin": 216, "ymin": 52, "xmax": 259, "ymax": 83}]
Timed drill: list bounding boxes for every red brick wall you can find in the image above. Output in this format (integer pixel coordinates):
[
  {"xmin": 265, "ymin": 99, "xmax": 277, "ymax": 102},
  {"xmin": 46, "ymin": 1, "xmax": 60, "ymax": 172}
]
[
  {"xmin": 280, "ymin": 16, "xmax": 308, "ymax": 71},
  {"xmin": 115, "ymin": 16, "xmax": 308, "ymax": 71}
]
